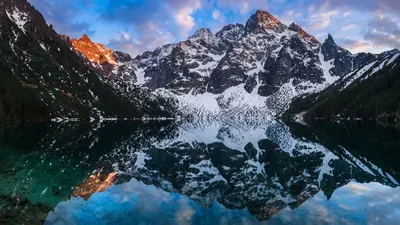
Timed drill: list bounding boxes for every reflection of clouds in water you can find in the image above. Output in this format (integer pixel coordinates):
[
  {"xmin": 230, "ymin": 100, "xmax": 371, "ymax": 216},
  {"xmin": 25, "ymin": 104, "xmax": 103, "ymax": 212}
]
[
  {"xmin": 175, "ymin": 198, "xmax": 195, "ymax": 225},
  {"xmin": 269, "ymin": 195, "xmax": 338, "ymax": 225},
  {"xmin": 268, "ymin": 182, "xmax": 400, "ymax": 225},
  {"xmin": 219, "ymin": 216, "xmax": 229, "ymax": 225},
  {"xmin": 45, "ymin": 179, "xmax": 265, "ymax": 225},
  {"xmin": 121, "ymin": 180, "xmax": 173, "ymax": 213},
  {"xmin": 347, "ymin": 183, "xmax": 400, "ymax": 225},
  {"xmin": 347, "ymin": 183, "xmax": 373, "ymax": 194},
  {"xmin": 306, "ymin": 204, "xmax": 337, "ymax": 224},
  {"xmin": 46, "ymin": 180, "xmax": 400, "ymax": 225},
  {"xmin": 213, "ymin": 204, "xmax": 251, "ymax": 225},
  {"xmin": 337, "ymin": 203, "xmax": 356, "ymax": 211},
  {"xmin": 45, "ymin": 180, "xmax": 175, "ymax": 224},
  {"xmin": 337, "ymin": 182, "xmax": 400, "ymax": 225}
]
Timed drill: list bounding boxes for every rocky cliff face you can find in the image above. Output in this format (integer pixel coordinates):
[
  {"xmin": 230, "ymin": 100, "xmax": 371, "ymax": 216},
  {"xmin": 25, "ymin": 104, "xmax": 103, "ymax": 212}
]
[
  {"xmin": 65, "ymin": 34, "xmax": 138, "ymax": 84},
  {"xmin": 70, "ymin": 10, "xmax": 397, "ymax": 118},
  {"xmin": 72, "ymin": 34, "xmax": 117, "ymax": 65}
]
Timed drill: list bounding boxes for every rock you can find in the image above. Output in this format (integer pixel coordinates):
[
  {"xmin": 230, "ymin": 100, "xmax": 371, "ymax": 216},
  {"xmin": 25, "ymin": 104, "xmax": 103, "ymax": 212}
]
[
  {"xmin": 71, "ymin": 34, "xmax": 118, "ymax": 65},
  {"xmin": 244, "ymin": 10, "xmax": 287, "ymax": 34}
]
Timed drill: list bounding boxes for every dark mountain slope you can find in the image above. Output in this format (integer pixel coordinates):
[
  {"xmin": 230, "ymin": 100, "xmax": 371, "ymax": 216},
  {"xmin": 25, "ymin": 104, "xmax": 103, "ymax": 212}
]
[
  {"xmin": 0, "ymin": 0, "xmax": 175, "ymax": 122},
  {"xmin": 286, "ymin": 52, "xmax": 400, "ymax": 121}
]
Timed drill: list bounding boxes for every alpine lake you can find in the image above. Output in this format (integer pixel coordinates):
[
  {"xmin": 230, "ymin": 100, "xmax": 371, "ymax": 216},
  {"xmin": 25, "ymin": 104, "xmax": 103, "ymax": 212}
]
[{"xmin": 1, "ymin": 119, "xmax": 399, "ymax": 225}]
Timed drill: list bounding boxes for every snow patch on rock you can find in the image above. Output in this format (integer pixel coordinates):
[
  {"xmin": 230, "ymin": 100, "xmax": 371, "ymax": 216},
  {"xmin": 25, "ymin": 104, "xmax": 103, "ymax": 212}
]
[{"xmin": 6, "ymin": 7, "xmax": 29, "ymax": 33}]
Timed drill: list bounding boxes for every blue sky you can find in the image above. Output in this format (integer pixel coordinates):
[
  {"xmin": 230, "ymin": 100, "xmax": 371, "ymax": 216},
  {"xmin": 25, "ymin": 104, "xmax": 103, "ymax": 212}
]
[{"xmin": 29, "ymin": 0, "xmax": 400, "ymax": 56}]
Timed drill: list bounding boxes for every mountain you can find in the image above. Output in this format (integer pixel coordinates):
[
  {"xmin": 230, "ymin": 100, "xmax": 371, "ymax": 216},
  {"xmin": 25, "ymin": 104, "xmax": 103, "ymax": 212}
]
[
  {"xmin": 2, "ymin": 1, "xmax": 398, "ymax": 121},
  {"xmin": 286, "ymin": 51, "xmax": 400, "ymax": 121},
  {"xmin": 71, "ymin": 10, "xmax": 397, "ymax": 118},
  {"xmin": 0, "ymin": 0, "xmax": 175, "ymax": 122},
  {"xmin": 70, "ymin": 34, "xmax": 138, "ymax": 83}
]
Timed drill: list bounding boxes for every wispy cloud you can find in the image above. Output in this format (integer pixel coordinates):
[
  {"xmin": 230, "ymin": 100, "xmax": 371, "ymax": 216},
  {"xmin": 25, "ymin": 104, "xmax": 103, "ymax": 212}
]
[
  {"xmin": 174, "ymin": 1, "xmax": 202, "ymax": 38},
  {"xmin": 29, "ymin": 0, "xmax": 94, "ymax": 37},
  {"xmin": 341, "ymin": 23, "xmax": 359, "ymax": 32}
]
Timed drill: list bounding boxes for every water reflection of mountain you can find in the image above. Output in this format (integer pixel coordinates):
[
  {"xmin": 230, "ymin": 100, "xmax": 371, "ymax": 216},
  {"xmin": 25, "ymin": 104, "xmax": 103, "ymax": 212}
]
[
  {"xmin": 100, "ymin": 119, "xmax": 400, "ymax": 221},
  {"xmin": 0, "ymin": 120, "xmax": 399, "ymax": 224}
]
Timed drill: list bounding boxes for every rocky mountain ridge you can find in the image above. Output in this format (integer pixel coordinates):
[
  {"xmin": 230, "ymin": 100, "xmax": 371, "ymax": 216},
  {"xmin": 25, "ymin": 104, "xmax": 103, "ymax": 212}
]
[
  {"xmin": 70, "ymin": 10, "xmax": 399, "ymax": 118},
  {"xmin": 71, "ymin": 34, "xmax": 117, "ymax": 65}
]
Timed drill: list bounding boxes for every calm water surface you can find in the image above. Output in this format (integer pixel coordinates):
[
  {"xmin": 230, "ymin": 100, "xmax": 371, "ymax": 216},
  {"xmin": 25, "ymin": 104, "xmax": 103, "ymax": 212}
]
[{"xmin": 0, "ymin": 120, "xmax": 399, "ymax": 225}]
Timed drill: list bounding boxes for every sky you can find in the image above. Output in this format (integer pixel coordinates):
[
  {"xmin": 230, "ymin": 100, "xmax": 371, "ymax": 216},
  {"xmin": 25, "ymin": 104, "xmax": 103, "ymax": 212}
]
[{"xmin": 28, "ymin": 0, "xmax": 400, "ymax": 57}]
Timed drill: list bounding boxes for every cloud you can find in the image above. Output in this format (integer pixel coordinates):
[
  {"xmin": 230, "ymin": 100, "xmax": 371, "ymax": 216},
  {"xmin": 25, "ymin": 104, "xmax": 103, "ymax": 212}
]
[
  {"xmin": 309, "ymin": 12, "xmax": 336, "ymax": 30},
  {"xmin": 98, "ymin": 0, "xmax": 204, "ymax": 52},
  {"xmin": 302, "ymin": 1, "xmax": 339, "ymax": 31},
  {"xmin": 378, "ymin": 0, "xmax": 400, "ymax": 13},
  {"xmin": 107, "ymin": 23, "xmax": 174, "ymax": 57},
  {"xmin": 277, "ymin": 1, "xmax": 340, "ymax": 33},
  {"xmin": 347, "ymin": 41, "xmax": 374, "ymax": 53},
  {"xmin": 341, "ymin": 23, "xmax": 359, "ymax": 32},
  {"xmin": 212, "ymin": 9, "xmax": 226, "ymax": 22},
  {"xmin": 215, "ymin": 0, "xmax": 268, "ymax": 15},
  {"xmin": 174, "ymin": 1, "xmax": 202, "ymax": 38},
  {"xmin": 334, "ymin": 37, "xmax": 377, "ymax": 53},
  {"xmin": 364, "ymin": 14, "xmax": 400, "ymax": 49},
  {"xmin": 274, "ymin": 0, "xmax": 400, "ymax": 52},
  {"xmin": 306, "ymin": 0, "xmax": 377, "ymax": 13},
  {"xmin": 29, "ymin": 0, "xmax": 94, "ymax": 37}
]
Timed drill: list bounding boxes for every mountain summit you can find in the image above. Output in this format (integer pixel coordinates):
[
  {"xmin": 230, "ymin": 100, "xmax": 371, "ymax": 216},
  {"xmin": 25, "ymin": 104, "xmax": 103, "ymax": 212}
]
[
  {"xmin": 72, "ymin": 34, "xmax": 117, "ymax": 65},
  {"xmin": 245, "ymin": 10, "xmax": 287, "ymax": 34},
  {"xmin": 288, "ymin": 22, "xmax": 320, "ymax": 45}
]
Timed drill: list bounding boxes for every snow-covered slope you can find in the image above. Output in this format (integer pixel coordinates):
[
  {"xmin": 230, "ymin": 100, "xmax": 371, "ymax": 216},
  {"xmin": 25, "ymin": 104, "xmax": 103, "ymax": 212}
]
[
  {"xmin": 285, "ymin": 49, "xmax": 400, "ymax": 120},
  {"xmin": 338, "ymin": 52, "xmax": 400, "ymax": 90}
]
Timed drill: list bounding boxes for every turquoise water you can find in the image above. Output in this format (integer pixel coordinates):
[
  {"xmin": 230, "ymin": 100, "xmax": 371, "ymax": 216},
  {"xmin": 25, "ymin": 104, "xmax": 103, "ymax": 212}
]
[{"xmin": 0, "ymin": 120, "xmax": 399, "ymax": 224}]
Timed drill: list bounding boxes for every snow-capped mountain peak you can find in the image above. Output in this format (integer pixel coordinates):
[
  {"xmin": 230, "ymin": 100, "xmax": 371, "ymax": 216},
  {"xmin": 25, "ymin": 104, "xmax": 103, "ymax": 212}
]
[
  {"xmin": 245, "ymin": 10, "xmax": 287, "ymax": 34},
  {"xmin": 325, "ymin": 34, "xmax": 336, "ymax": 46},
  {"xmin": 188, "ymin": 28, "xmax": 218, "ymax": 45},
  {"xmin": 215, "ymin": 23, "xmax": 245, "ymax": 44},
  {"xmin": 288, "ymin": 22, "xmax": 320, "ymax": 45}
]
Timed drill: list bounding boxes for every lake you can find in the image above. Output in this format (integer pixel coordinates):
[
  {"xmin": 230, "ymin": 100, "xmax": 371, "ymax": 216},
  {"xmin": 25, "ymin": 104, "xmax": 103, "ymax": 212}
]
[{"xmin": 1, "ymin": 120, "xmax": 399, "ymax": 225}]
